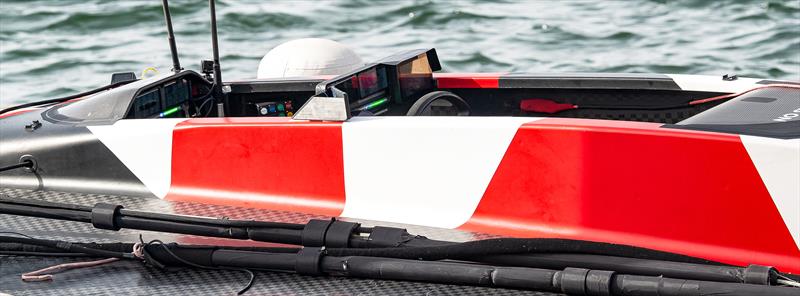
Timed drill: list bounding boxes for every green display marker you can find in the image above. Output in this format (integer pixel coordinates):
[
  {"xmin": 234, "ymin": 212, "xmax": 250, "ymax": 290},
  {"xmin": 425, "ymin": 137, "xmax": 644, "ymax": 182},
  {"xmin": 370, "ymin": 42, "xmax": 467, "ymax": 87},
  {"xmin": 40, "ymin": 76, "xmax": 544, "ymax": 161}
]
[
  {"xmin": 159, "ymin": 106, "xmax": 181, "ymax": 117},
  {"xmin": 365, "ymin": 98, "xmax": 388, "ymax": 110}
]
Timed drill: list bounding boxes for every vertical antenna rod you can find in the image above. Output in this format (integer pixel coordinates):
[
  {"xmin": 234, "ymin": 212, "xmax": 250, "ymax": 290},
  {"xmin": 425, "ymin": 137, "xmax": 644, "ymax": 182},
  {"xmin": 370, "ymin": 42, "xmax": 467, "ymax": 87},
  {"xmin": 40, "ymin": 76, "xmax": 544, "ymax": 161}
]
[
  {"xmin": 161, "ymin": 0, "xmax": 182, "ymax": 72},
  {"xmin": 209, "ymin": 0, "xmax": 222, "ymax": 89}
]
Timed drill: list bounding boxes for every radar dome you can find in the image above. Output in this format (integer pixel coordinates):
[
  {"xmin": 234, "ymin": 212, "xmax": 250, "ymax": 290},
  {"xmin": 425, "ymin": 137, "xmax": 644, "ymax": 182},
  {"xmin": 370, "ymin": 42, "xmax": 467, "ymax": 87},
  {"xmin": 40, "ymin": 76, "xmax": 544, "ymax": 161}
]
[{"xmin": 257, "ymin": 38, "xmax": 363, "ymax": 79}]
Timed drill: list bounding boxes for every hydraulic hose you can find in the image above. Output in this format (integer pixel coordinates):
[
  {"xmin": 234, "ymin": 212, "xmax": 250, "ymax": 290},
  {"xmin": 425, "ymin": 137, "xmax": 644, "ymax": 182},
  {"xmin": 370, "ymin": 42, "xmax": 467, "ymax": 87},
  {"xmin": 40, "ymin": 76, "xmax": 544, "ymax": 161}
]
[
  {"xmin": 326, "ymin": 238, "xmax": 721, "ymax": 265},
  {"xmin": 0, "ymin": 239, "xmax": 300, "ymax": 256},
  {"xmin": 0, "ymin": 202, "xmax": 93, "ymax": 222},
  {"xmin": 0, "ymin": 238, "xmax": 781, "ymax": 285},
  {"xmin": 0, "ymin": 198, "xmax": 306, "ymax": 244},
  {"xmin": 0, "ymin": 198, "xmax": 718, "ymax": 264},
  {"xmin": 479, "ymin": 253, "xmax": 765, "ymax": 284},
  {"xmin": 146, "ymin": 248, "xmax": 800, "ymax": 295},
  {"xmin": 4, "ymin": 237, "xmax": 797, "ymax": 296},
  {"xmin": 322, "ymin": 257, "xmax": 798, "ymax": 296},
  {"xmin": 0, "ymin": 199, "xmax": 717, "ymax": 264},
  {"xmin": 0, "ymin": 196, "xmax": 304, "ymax": 229},
  {"xmin": 3, "ymin": 197, "xmax": 798, "ymax": 287}
]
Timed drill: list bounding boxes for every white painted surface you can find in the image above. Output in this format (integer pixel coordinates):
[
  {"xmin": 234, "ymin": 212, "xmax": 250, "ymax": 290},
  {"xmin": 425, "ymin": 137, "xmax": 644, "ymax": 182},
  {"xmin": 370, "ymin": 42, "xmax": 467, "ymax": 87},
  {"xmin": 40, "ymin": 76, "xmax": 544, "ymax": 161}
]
[
  {"xmin": 741, "ymin": 135, "xmax": 800, "ymax": 250},
  {"xmin": 666, "ymin": 74, "xmax": 762, "ymax": 93},
  {"xmin": 88, "ymin": 118, "xmax": 187, "ymax": 198},
  {"xmin": 340, "ymin": 116, "xmax": 539, "ymax": 228}
]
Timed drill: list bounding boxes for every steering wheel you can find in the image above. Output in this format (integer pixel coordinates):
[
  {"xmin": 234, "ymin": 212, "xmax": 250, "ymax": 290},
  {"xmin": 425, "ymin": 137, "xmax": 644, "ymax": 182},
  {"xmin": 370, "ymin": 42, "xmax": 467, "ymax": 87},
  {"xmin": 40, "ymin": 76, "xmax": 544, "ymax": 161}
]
[{"xmin": 406, "ymin": 91, "xmax": 471, "ymax": 116}]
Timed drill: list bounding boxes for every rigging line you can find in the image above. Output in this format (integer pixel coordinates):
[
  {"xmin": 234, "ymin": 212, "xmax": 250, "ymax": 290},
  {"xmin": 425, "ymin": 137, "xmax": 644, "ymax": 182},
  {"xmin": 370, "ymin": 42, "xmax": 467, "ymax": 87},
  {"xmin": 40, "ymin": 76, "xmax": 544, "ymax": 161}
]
[{"xmin": 0, "ymin": 160, "xmax": 32, "ymax": 173}]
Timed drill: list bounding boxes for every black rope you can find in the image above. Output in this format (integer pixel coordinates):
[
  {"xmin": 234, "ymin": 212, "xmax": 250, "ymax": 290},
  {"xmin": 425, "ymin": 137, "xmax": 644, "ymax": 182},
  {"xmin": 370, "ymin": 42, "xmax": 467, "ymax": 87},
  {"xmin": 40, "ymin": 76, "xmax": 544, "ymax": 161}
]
[{"xmin": 0, "ymin": 160, "xmax": 32, "ymax": 173}]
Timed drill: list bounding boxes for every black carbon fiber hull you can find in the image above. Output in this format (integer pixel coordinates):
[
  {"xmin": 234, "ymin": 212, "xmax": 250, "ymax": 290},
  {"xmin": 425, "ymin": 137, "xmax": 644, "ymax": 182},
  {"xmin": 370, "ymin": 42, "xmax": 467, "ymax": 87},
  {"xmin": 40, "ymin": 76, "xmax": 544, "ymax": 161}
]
[{"xmin": 0, "ymin": 188, "xmax": 562, "ymax": 296}]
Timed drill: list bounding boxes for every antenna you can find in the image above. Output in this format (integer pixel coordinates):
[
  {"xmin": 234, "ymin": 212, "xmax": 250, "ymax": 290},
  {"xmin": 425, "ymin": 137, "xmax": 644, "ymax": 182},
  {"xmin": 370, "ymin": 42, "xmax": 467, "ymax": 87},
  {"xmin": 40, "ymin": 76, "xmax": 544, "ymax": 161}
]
[
  {"xmin": 161, "ymin": 0, "xmax": 182, "ymax": 72},
  {"xmin": 209, "ymin": 0, "xmax": 223, "ymax": 91}
]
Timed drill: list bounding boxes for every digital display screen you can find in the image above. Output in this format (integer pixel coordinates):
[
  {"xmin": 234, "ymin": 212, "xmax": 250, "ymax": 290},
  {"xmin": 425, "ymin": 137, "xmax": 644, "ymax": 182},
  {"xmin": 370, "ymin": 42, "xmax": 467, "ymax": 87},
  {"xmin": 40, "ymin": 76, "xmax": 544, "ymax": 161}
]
[
  {"xmin": 334, "ymin": 76, "xmax": 359, "ymax": 102},
  {"xmin": 130, "ymin": 89, "xmax": 160, "ymax": 118},
  {"xmin": 127, "ymin": 78, "xmax": 192, "ymax": 119},
  {"xmin": 398, "ymin": 53, "xmax": 434, "ymax": 99},
  {"xmin": 164, "ymin": 79, "xmax": 189, "ymax": 108},
  {"xmin": 333, "ymin": 66, "xmax": 388, "ymax": 103},
  {"xmin": 358, "ymin": 68, "xmax": 381, "ymax": 98}
]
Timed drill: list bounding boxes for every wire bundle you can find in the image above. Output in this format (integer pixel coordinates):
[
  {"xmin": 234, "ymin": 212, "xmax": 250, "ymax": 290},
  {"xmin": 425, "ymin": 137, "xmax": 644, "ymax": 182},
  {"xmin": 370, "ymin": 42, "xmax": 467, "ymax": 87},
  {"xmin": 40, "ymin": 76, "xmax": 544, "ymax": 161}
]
[{"xmin": 1, "ymin": 197, "xmax": 799, "ymax": 295}]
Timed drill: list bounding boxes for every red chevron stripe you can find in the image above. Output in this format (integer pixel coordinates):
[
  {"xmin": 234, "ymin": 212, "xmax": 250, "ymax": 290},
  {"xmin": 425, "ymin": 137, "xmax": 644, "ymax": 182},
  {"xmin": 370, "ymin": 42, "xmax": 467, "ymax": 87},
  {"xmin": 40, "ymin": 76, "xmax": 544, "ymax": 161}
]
[
  {"xmin": 460, "ymin": 118, "xmax": 800, "ymax": 273},
  {"xmin": 165, "ymin": 117, "xmax": 346, "ymax": 216}
]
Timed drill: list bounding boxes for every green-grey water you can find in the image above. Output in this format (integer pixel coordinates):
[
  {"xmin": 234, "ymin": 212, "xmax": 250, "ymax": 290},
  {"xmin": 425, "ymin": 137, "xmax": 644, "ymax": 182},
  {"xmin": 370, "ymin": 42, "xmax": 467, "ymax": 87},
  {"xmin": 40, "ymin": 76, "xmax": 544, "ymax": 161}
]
[{"xmin": 1, "ymin": 0, "xmax": 799, "ymax": 106}]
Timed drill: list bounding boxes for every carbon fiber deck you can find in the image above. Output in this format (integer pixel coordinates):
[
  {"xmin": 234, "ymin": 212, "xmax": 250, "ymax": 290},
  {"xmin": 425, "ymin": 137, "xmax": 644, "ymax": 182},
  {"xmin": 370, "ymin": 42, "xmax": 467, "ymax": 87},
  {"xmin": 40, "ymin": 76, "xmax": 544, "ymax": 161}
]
[{"xmin": 0, "ymin": 188, "xmax": 562, "ymax": 296}]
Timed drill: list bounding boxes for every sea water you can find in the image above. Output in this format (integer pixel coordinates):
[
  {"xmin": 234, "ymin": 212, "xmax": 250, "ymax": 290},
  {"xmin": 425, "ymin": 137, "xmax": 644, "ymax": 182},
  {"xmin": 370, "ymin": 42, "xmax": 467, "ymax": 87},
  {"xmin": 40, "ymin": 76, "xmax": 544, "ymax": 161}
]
[{"xmin": 0, "ymin": 0, "xmax": 798, "ymax": 106}]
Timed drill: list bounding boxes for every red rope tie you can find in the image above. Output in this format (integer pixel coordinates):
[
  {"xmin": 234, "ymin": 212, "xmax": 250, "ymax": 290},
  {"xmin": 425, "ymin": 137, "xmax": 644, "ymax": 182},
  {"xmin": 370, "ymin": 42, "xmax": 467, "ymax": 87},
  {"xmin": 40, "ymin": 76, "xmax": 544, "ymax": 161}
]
[
  {"xmin": 21, "ymin": 258, "xmax": 120, "ymax": 282},
  {"xmin": 20, "ymin": 242, "xmax": 146, "ymax": 282}
]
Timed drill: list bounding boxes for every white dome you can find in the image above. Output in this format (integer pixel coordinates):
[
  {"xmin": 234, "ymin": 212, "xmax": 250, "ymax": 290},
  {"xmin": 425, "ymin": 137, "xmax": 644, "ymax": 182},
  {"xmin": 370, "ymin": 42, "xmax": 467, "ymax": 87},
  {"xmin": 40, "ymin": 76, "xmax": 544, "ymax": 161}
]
[{"xmin": 257, "ymin": 38, "xmax": 364, "ymax": 79}]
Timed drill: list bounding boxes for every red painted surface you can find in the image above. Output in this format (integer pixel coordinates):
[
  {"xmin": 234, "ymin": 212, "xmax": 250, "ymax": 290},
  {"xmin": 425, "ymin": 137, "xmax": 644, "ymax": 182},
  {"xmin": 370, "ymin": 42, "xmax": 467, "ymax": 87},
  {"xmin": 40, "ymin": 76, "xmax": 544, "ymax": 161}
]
[
  {"xmin": 434, "ymin": 73, "xmax": 502, "ymax": 88},
  {"xmin": 520, "ymin": 99, "xmax": 577, "ymax": 113},
  {"xmin": 461, "ymin": 118, "xmax": 800, "ymax": 273},
  {"xmin": 162, "ymin": 116, "xmax": 798, "ymax": 273},
  {"xmin": 0, "ymin": 109, "xmax": 35, "ymax": 119},
  {"xmin": 166, "ymin": 118, "xmax": 346, "ymax": 217}
]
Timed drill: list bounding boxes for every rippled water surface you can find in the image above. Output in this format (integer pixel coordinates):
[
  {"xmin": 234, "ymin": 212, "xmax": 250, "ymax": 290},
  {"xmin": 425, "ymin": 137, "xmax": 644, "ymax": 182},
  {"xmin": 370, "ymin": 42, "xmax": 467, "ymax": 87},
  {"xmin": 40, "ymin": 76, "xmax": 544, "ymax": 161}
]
[{"xmin": 1, "ymin": 0, "xmax": 799, "ymax": 105}]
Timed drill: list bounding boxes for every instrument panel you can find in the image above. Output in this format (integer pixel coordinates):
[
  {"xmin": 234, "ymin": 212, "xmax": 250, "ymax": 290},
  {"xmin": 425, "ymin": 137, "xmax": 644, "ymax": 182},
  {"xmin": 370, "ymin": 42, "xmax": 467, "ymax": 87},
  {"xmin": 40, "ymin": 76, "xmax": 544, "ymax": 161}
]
[{"xmin": 309, "ymin": 48, "xmax": 441, "ymax": 118}]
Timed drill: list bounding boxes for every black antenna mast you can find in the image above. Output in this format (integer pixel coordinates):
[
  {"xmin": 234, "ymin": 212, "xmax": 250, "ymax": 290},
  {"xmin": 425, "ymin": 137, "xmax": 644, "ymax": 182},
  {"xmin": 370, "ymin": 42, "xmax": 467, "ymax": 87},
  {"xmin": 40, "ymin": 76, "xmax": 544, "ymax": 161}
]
[
  {"xmin": 209, "ymin": 0, "xmax": 223, "ymax": 92},
  {"xmin": 161, "ymin": 0, "xmax": 182, "ymax": 72}
]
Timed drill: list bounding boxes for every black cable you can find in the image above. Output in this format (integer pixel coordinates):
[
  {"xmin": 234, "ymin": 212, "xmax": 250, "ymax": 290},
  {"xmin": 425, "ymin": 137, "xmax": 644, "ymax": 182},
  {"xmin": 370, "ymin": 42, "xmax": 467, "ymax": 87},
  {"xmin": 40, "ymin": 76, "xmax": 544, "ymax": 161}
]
[
  {"xmin": 0, "ymin": 80, "xmax": 134, "ymax": 115},
  {"xmin": 0, "ymin": 196, "xmax": 92, "ymax": 211},
  {"xmin": 327, "ymin": 238, "xmax": 722, "ymax": 265},
  {"xmin": 0, "ymin": 236, "xmax": 130, "ymax": 259},
  {"xmin": 0, "ymin": 240, "xmax": 300, "ymax": 255},
  {"xmin": 121, "ymin": 208, "xmax": 305, "ymax": 229},
  {"xmin": 0, "ymin": 196, "xmax": 305, "ymax": 230},
  {"xmin": 0, "ymin": 160, "xmax": 32, "ymax": 173},
  {"xmin": 0, "ymin": 198, "xmax": 724, "ymax": 266},
  {"xmin": 196, "ymin": 94, "xmax": 216, "ymax": 117},
  {"xmin": 0, "ymin": 202, "xmax": 93, "ymax": 222},
  {"xmin": 147, "ymin": 239, "xmax": 255, "ymax": 295},
  {"xmin": 0, "ymin": 231, "xmax": 34, "ymax": 239},
  {"xmin": 5, "ymin": 235, "xmax": 799, "ymax": 294},
  {"xmin": 6, "ymin": 197, "xmax": 796, "ymax": 286},
  {"xmin": 479, "ymin": 253, "xmax": 748, "ymax": 284},
  {"xmin": 0, "ymin": 251, "xmax": 93, "ymax": 257},
  {"xmin": 6, "ymin": 237, "xmax": 793, "ymax": 286},
  {"xmin": 0, "ymin": 237, "xmax": 246, "ymax": 295},
  {"xmin": 0, "ymin": 239, "xmax": 134, "ymax": 255}
]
